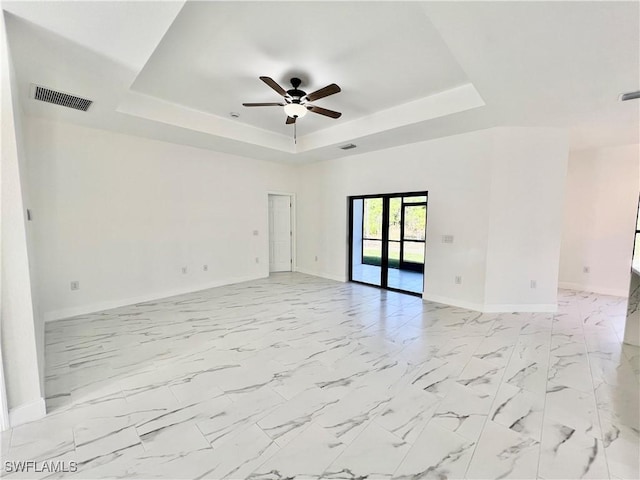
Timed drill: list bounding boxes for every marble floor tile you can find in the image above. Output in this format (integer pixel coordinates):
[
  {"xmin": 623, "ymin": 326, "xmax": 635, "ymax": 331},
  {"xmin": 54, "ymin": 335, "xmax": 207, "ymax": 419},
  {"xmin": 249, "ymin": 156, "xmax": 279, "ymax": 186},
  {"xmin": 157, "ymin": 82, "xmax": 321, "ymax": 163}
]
[
  {"xmin": 409, "ymin": 356, "xmax": 466, "ymax": 398},
  {"xmin": 7, "ymin": 425, "xmax": 75, "ymax": 463},
  {"xmin": 490, "ymin": 383, "xmax": 545, "ymax": 441},
  {"xmin": 1, "ymin": 274, "xmax": 635, "ymax": 480},
  {"xmin": 257, "ymin": 386, "xmax": 343, "ymax": 447},
  {"xmin": 314, "ymin": 384, "xmax": 394, "ymax": 444},
  {"xmin": 547, "ymin": 351, "xmax": 594, "ymax": 393},
  {"xmin": 504, "ymin": 356, "xmax": 549, "ymax": 395},
  {"xmin": 430, "ymin": 383, "xmax": 493, "ymax": 441},
  {"xmin": 324, "ymin": 421, "xmax": 410, "ymax": 478},
  {"xmin": 138, "ymin": 422, "xmax": 210, "ymax": 454},
  {"xmin": 196, "ymin": 387, "xmax": 285, "ymax": 447},
  {"xmin": 456, "ymin": 357, "xmax": 506, "ymax": 396},
  {"xmin": 466, "ymin": 420, "xmax": 540, "ymax": 479},
  {"xmin": 544, "ymin": 383, "xmax": 602, "ymax": 438},
  {"xmin": 538, "ymin": 419, "xmax": 609, "ymax": 479},
  {"xmin": 393, "ymin": 421, "xmax": 475, "ymax": 479},
  {"xmin": 74, "ymin": 426, "xmax": 141, "ymax": 464},
  {"xmin": 248, "ymin": 423, "xmax": 346, "ymax": 478},
  {"xmin": 473, "ymin": 335, "xmax": 516, "ymax": 367},
  {"xmin": 373, "ymin": 383, "xmax": 440, "ymax": 443},
  {"xmin": 196, "ymin": 424, "xmax": 280, "ymax": 479},
  {"xmin": 599, "ymin": 413, "xmax": 640, "ymax": 480}
]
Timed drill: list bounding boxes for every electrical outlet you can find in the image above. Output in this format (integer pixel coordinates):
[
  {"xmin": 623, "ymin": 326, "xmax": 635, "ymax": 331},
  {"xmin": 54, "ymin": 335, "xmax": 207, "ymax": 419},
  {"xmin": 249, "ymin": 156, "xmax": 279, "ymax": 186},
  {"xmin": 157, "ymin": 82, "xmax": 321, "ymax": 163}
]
[
  {"xmin": 583, "ymin": 266, "xmax": 590, "ymax": 274},
  {"xmin": 255, "ymin": 257, "xmax": 259, "ymax": 264},
  {"xmin": 455, "ymin": 275, "xmax": 462, "ymax": 285},
  {"xmin": 315, "ymin": 256, "xmax": 318, "ymax": 262},
  {"xmin": 70, "ymin": 281, "xmax": 80, "ymax": 291},
  {"xmin": 181, "ymin": 267, "xmax": 187, "ymax": 274},
  {"xmin": 530, "ymin": 280, "xmax": 537, "ymax": 289},
  {"xmin": 442, "ymin": 235, "xmax": 454, "ymax": 244},
  {"xmin": 203, "ymin": 264, "xmax": 208, "ymax": 271},
  {"xmin": 253, "ymin": 230, "xmax": 259, "ymax": 236}
]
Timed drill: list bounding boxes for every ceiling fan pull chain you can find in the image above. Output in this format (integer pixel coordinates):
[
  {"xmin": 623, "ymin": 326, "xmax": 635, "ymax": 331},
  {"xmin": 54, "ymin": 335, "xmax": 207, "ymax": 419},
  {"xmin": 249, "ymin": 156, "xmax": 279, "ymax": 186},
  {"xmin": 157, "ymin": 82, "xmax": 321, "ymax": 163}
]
[{"xmin": 294, "ymin": 120, "xmax": 297, "ymax": 144}]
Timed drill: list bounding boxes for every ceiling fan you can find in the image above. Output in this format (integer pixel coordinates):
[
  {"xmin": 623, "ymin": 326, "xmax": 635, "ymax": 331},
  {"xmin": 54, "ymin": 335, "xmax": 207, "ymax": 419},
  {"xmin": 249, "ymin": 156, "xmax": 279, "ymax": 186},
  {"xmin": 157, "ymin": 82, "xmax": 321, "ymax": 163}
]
[{"xmin": 243, "ymin": 76, "xmax": 342, "ymax": 124}]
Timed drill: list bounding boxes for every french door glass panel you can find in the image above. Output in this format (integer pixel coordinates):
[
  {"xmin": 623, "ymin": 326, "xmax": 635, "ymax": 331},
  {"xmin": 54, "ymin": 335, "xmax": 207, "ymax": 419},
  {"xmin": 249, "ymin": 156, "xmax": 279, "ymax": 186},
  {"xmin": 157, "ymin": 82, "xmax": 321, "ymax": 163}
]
[
  {"xmin": 402, "ymin": 241, "xmax": 425, "ymax": 264},
  {"xmin": 403, "ymin": 205, "xmax": 426, "ymax": 241},
  {"xmin": 351, "ymin": 198, "xmax": 382, "ymax": 286},
  {"xmin": 350, "ymin": 192, "xmax": 427, "ymax": 295}
]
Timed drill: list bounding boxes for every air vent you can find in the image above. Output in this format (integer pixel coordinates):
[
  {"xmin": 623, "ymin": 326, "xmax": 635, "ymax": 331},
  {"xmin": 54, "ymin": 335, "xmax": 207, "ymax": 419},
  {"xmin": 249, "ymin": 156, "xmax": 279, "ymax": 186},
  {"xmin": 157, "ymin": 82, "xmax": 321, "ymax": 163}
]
[
  {"xmin": 33, "ymin": 85, "xmax": 93, "ymax": 111},
  {"xmin": 339, "ymin": 143, "xmax": 357, "ymax": 150}
]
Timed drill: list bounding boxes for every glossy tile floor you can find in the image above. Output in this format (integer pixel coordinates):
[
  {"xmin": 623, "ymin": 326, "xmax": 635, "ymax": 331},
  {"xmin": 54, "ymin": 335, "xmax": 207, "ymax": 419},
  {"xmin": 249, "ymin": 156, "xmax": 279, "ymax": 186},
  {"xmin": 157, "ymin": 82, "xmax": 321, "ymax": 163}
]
[
  {"xmin": 2, "ymin": 273, "xmax": 639, "ymax": 479},
  {"xmin": 351, "ymin": 263, "xmax": 424, "ymax": 294}
]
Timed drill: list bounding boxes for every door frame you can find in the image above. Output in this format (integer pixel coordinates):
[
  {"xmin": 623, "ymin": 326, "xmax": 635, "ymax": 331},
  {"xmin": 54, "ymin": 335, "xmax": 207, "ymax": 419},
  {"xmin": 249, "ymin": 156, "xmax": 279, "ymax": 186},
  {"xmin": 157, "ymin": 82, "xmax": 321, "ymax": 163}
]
[
  {"xmin": 348, "ymin": 190, "xmax": 428, "ymax": 296},
  {"xmin": 268, "ymin": 192, "xmax": 296, "ymax": 273}
]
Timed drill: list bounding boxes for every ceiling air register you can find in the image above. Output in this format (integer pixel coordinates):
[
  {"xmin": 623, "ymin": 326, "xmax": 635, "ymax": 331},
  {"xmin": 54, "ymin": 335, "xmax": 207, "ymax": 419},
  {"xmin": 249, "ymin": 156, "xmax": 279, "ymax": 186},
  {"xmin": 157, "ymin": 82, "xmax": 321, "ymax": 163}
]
[{"xmin": 32, "ymin": 85, "xmax": 93, "ymax": 112}]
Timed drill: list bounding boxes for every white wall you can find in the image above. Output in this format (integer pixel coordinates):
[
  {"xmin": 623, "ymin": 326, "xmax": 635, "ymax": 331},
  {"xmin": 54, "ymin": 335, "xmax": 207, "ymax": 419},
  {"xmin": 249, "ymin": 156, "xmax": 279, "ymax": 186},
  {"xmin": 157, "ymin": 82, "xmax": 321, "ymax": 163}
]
[
  {"xmin": 296, "ymin": 127, "xmax": 569, "ymax": 311},
  {"xmin": 559, "ymin": 145, "xmax": 640, "ymax": 296},
  {"xmin": 1, "ymin": 11, "xmax": 44, "ymax": 426},
  {"xmin": 297, "ymin": 128, "xmax": 495, "ymax": 306},
  {"xmin": 484, "ymin": 128, "xmax": 569, "ymax": 311},
  {"xmin": 26, "ymin": 118, "xmax": 297, "ymax": 321}
]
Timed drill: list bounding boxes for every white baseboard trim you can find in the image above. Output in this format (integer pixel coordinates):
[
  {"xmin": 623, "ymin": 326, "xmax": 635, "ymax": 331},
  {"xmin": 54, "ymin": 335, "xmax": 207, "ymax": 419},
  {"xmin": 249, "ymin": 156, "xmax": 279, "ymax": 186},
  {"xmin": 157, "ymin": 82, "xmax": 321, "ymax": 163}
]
[
  {"xmin": 44, "ymin": 274, "xmax": 266, "ymax": 322},
  {"xmin": 423, "ymin": 293, "xmax": 557, "ymax": 313},
  {"xmin": 9, "ymin": 397, "xmax": 46, "ymax": 427},
  {"xmin": 422, "ymin": 294, "xmax": 485, "ymax": 312},
  {"xmin": 558, "ymin": 282, "xmax": 628, "ymax": 298},
  {"xmin": 482, "ymin": 303, "xmax": 558, "ymax": 313},
  {"xmin": 295, "ymin": 267, "xmax": 346, "ymax": 283}
]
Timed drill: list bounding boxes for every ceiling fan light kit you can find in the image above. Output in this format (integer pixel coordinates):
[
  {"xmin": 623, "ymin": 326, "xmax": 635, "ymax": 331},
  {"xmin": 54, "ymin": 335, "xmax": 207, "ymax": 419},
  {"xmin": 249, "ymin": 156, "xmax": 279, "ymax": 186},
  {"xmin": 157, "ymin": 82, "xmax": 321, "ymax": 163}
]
[
  {"xmin": 243, "ymin": 76, "xmax": 342, "ymax": 143},
  {"xmin": 283, "ymin": 103, "xmax": 307, "ymax": 118}
]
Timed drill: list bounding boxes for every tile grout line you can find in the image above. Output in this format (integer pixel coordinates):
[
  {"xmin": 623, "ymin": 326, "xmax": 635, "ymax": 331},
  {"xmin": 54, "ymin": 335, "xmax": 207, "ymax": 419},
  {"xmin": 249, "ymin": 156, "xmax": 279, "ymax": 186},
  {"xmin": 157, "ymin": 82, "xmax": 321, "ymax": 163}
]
[
  {"xmin": 536, "ymin": 305, "xmax": 557, "ymax": 480},
  {"xmin": 391, "ymin": 307, "xmax": 481, "ymax": 477},
  {"xmin": 580, "ymin": 296, "xmax": 612, "ymax": 480},
  {"xmin": 461, "ymin": 312, "xmax": 521, "ymax": 479}
]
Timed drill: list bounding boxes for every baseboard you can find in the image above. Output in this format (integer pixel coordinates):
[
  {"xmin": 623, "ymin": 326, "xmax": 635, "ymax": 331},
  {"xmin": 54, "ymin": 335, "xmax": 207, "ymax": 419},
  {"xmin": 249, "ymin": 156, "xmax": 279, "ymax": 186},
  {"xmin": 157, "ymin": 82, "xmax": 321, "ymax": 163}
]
[
  {"xmin": 423, "ymin": 293, "xmax": 557, "ymax": 313},
  {"xmin": 481, "ymin": 303, "xmax": 557, "ymax": 313},
  {"xmin": 558, "ymin": 282, "xmax": 628, "ymax": 298},
  {"xmin": 44, "ymin": 274, "xmax": 265, "ymax": 322},
  {"xmin": 9, "ymin": 397, "xmax": 46, "ymax": 427},
  {"xmin": 422, "ymin": 293, "xmax": 486, "ymax": 312},
  {"xmin": 295, "ymin": 267, "xmax": 346, "ymax": 283}
]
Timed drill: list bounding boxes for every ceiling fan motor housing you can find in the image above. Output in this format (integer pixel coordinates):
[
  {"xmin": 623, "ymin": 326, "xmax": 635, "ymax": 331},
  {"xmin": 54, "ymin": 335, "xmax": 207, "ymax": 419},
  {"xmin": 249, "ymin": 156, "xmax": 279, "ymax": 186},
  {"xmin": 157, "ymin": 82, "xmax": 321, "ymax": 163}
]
[{"xmin": 287, "ymin": 78, "xmax": 306, "ymax": 101}]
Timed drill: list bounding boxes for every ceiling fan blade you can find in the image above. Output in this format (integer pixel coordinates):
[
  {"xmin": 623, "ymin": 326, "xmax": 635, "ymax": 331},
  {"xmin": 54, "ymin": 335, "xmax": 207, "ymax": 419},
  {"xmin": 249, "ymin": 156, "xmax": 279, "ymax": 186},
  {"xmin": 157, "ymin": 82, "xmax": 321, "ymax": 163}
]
[
  {"xmin": 242, "ymin": 102, "xmax": 285, "ymax": 107},
  {"xmin": 305, "ymin": 83, "xmax": 341, "ymax": 102},
  {"xmin": 286, "ymin": 116, "xmax": 296, "ymax": 124},
  {"xmin": 260, "ymin": 76, "xmax": 287, "ymax": 97},
  {"xmin": 307, "ymin": 105, "xmax": 342, "ymax": 119}
]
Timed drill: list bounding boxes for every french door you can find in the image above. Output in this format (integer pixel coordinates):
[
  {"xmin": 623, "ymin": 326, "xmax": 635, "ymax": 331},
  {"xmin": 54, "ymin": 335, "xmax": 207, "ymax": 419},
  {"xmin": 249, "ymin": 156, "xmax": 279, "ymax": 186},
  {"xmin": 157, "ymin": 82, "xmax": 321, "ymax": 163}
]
[{"xmin": 348, "ymin": 192, "xmax": 427, "ymax": 296}]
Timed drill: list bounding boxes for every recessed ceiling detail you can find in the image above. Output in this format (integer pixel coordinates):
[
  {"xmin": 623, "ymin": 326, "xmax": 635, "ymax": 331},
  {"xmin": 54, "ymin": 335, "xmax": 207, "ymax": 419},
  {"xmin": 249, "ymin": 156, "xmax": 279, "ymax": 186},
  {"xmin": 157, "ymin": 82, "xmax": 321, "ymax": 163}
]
[
  {"xmin": 32, "ymin": 84, "xmax": 93, "ymax": 111},
  {"xmin": 3, "ymin": 1, "xmax": 638, "ymax": 162}
]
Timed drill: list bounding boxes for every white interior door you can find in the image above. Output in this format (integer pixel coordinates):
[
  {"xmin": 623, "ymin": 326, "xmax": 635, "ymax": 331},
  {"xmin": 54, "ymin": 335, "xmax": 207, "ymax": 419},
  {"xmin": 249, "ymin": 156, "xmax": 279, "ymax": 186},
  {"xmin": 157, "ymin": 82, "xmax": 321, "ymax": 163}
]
[{"xmin": 269, "ymin": 195, "xmax": 292, "ymax": 272}]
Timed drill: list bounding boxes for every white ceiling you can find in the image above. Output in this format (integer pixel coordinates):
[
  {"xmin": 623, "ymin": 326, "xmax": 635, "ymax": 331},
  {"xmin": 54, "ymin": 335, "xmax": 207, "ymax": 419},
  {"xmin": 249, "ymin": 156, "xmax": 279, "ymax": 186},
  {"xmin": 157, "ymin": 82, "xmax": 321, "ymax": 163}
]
[{"xmin": 2, "ymin": 1, "xmax": 639, "ymax": 163}]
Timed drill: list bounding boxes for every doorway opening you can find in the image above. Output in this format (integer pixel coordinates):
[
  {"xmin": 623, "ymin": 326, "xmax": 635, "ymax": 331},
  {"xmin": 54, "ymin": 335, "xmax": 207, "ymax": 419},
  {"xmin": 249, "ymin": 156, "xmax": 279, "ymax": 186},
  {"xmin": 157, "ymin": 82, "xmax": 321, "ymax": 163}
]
[
  {"xmin": 349, "ymin": 192, "xmax": 427, "ymax": 296},
  {"xmin": 268, "ymin": 194, "xmax": 293, "ymax": 273}
]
